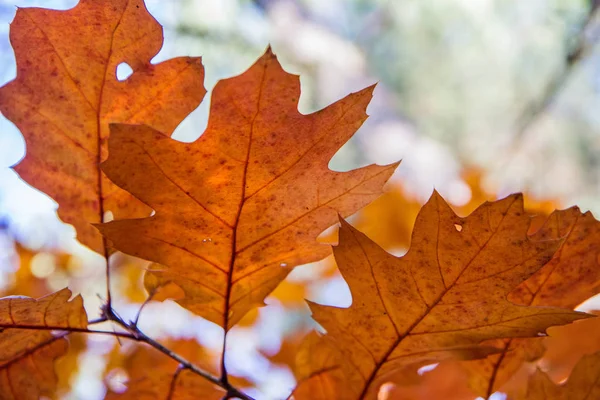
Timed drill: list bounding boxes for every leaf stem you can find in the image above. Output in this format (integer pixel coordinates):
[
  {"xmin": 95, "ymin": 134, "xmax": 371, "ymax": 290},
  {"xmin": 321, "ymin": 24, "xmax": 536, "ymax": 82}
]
[{"xmin": 103, "ymin": 238, "xmax": 112, "ymax": 311}]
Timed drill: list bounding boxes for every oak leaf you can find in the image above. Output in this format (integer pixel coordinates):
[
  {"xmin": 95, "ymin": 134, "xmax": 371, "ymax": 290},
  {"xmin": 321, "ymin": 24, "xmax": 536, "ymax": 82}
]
[
  {"xmin": 0, "ymin": 288, "xmax": 87, "ymax": 400},
  {"xmin": 540, "ymin": 311, "xmax": 600, "ymax": 383},
  {"xmin": 293, "ymin": 192, "xmax": 588, "ymax": 400},
  {"xmin": 98, "ymin": 48, "xmax": 397, "ymax": 329},
  {"xmin": 456, "ymin": 207, "xmax": 600, "ymax": 397},
  {"xmin": 0, "ymin": 0, "xmax": 205, "ymax": 252},
  {"xmin": 518, "ymin": 351, "xmax": 600, "ymax": 400}
]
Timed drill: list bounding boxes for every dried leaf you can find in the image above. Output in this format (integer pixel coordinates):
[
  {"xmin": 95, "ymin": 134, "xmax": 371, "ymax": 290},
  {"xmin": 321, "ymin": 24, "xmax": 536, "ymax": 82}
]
[
  {"xmin": 0, "ymin": 289, "xmax": 87, "ymax": 400},
  {"xmin": 0, "ymin": 0, "xmax": 205, "ymax": 252},
  {"xmin": 294, "ymin": 192, "xmax": 588, "ymax": 400},
  {"xmin": 457, "ymin": 207, "xmax": 600, "ymax": 397},
  {"xmin": 538, "ymin": 311, "xmax": 600, "ymax": 383},
  {"xmin": 518, "ymin": 351, "xmax": 600, "ymax": 400},
  {"xmin": 98, "ymin": 48, "xmax": 397, "ymax": 329}
]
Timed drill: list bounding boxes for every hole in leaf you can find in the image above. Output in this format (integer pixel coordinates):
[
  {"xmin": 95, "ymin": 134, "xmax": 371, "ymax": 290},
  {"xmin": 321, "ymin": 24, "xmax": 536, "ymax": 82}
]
[
  {"xmin": 417, "ymin": 363, "xmax": 438, "ymax": 375},
  {"xmin": 103, "ymin": 210, "xmax": 114, "ymax": 223},
  {"xmin": 377, "ymin": 383, "xmax": 396, "ymax": 399},
  {"xmin": 116, "ymin": 62, "xmax": 133, "ymax": 81},
  {"xmin": 105, "ymin": 367, "xmax": 129, "ymax": 393},
  {"xmin": 454, "ymin": 224, "xmax": 463, "ymax": 232}
]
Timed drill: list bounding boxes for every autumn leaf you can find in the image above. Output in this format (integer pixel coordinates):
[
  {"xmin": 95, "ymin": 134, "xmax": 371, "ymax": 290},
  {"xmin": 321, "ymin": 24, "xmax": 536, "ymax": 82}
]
[
  {"xmin": 97, "ymin": 48, "xmax": 397, "ymax": 330},
  {"xmin": 0, "ymin": 288, "xmax": 87, "ymax": 400},
  {"xmin": 456, "ymin": 207, "xmax": 600, "ymax": 398},
  {"xmin": 0, "ymin": 0, "xmax": 205, "ymax": 253},
  {"xmin": 541, "ymin": 311, "xmax": 600, "ymax": 382},
  {"xmin": 293, "ymin": 192, "xmax": 588, "ymax": 400},
  {"xmin": 518, "ymin": 351, "xmax": 600, "ymax": 400}
]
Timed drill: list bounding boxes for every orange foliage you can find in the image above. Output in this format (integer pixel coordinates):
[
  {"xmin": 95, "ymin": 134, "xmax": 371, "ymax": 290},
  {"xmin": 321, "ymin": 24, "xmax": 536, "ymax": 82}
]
[
  {"xmin": 0, "ymin": 289, "xmax": 87, "ymax": 400},
  {"xmin": 456, "ymin": 207, "xmax": 600, "ymax": 397},
  {"xmin": 0, "ymin": 0, "xmax": 204, "ymax": 252},
  {"xmin": 97, "ymin": 49, "xmax": 397, "ymax": 329},
  {"xmin": 518, "ymin": 351, "xmax": 600, "ymax": 399},
  {"xmin": 0, "ymin": 1, "xmax": 598, "ymax": 400},
  {"xmin": 293, "ymin": 193, "xmax": 588, "ymax": 399},
  {"xmin": 106, "ymin": 340, "xmax": 224, "ymax": 400}
]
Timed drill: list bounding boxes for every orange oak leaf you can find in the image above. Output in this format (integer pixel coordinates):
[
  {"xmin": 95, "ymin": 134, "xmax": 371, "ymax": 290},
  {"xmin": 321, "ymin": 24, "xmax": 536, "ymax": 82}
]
[
  {"xmin": 293, "ymin": 192, "xmax": 589, "ymax": 400},
  {"xmin": 518, "ymin": 351, "xmax": 600, "ymax": 400},
  {"xmin": 0, "ymin": 0, "xmax": 205, "ymax": 253},
  {"xmin": 0, "ymin": 288, "xmax": 88, "ymax": 400},
  {"xmin": 97, "ymin": 48, "xmax": 398, "ymax": 330},
  {"xmin": 456, "ymin": 207, "xmax": 600, "ymax": 398},
  {"xmin": 540, "ymin": 311, "xmax": 600, "ymax": 383},
  {"xmin": 489, "ymin": 313, "xmax": 600, "ymax": 400}
]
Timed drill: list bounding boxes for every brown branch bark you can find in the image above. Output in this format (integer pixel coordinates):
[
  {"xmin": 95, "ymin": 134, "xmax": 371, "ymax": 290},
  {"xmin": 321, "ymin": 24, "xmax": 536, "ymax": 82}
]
[
  {"xmin": 1, "ymin": 311, "xmax": 254, "ymax": 400},
  {"xmin": 101, "ymin": 305, "xmax": 255, "ymax": 400}
]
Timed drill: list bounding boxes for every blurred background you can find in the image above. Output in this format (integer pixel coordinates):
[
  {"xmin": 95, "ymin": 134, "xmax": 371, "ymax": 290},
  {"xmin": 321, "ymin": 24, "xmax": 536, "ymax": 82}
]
[{"xmin": 0, "ymin": 0, "xmax": 599, "ymax": 399}]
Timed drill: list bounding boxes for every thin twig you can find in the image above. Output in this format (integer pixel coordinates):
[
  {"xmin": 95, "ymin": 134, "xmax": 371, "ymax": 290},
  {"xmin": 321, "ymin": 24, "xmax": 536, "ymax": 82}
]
[
  {"xmin": 0, "ymin": 323, "xmax": 136, "ymax": 340},
  {"xmin": 103, "ymin": 238, "xmax": 112, "ymax": 310},
  {"xmin": 102, "ymin": 305, "xmax": 254, "ymax": 400},
  {"xmin": 2, "ymin": 313, "xmax": 254, "ymax": 398},
  {"xmin": 167, "ymin": 364, "xmax": 184, "ymax": 400},
  {"xmin": 132, "ymin": 288, "xmax": 156, "ymax": 327},
  {"xmin": 88, "ymin": 316, "xmax": 108, "ymax": 325}
]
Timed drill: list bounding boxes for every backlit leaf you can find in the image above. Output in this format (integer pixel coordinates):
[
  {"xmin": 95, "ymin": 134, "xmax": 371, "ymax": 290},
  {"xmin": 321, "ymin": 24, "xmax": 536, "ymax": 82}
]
[
  {"xmin": 0, "ymin": 0, "xmax": 205, "ymax": 252},
  {"xmin": 457, "ymin": 207, "xmax": 600, "ymax": 398},
  {"xmin": 0, "ymin": 289, "xmax": 87, "ymax": 400},
  {"xmin": 294, "ymin": 192, "xmax": 588, "ymax": 399},
  {"xmin": 518, "ymin": 351, "xmax": 600, "ymax": 400},
  {"xmin": 98, "ymin": 48, "xmax": 397, "ymax": 329}
]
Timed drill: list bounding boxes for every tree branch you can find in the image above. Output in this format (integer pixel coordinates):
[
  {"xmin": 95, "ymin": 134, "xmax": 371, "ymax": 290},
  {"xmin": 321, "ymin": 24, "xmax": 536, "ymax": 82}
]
[
  {"xmin": 102, "ymin": 305, "xmax": 255, "ymax": 400},
  {"xmin": 1, "ymin": 311, "xmax": 254, "ymax": 399},
  {"xmin": 0, "ymin": 323, "xmax": 136, "ymax": 339}
]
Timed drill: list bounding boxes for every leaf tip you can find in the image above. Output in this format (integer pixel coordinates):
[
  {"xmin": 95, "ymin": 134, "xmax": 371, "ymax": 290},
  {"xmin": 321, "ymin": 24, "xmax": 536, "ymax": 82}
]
[{"xmin": 429, "ymin": 188, "xmax": 443, "ymax": 202}]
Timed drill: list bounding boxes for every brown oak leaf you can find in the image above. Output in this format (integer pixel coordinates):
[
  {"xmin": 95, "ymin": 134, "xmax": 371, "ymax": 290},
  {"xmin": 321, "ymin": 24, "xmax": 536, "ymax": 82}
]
[
  {"xmin": 0, "ymin": 0, "xmax": 205, "ymax": 252},
  {"xmin": 97, "ymin": 48, "xmax": 397, "ymax": 330},
  {"xmin": 293, "ymin": 192, "xmax": 588, "ymax": 400},
  {"xmin": 518, "ymin": 350, "xmax": 600, "ymax": 400},
  {"xmin": 456, "ymin": 207, "xmax": 600, "ymax": 398},
  {"xmin": 0, "ymin": 289, "xmax": 87, "ymax": 400}
]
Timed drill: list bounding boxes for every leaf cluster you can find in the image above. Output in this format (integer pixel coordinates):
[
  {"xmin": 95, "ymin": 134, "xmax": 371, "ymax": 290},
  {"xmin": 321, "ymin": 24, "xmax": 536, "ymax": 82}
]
[{"xmin": 0, "ymin": 1, "xmax": 598, "ymax": 399}]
